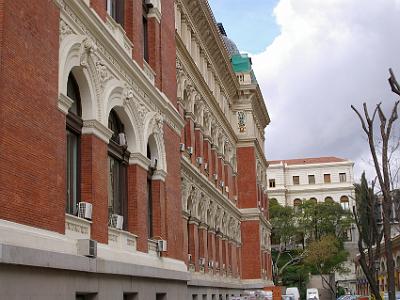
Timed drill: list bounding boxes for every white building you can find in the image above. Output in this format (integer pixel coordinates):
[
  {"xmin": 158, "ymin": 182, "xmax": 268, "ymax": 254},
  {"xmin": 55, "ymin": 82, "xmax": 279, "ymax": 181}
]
[
  {"xmin": 267, "ymin": 156, "xmax": 355, "ymax": 209},
  {"xmin": 267, "ymin": 156, "xmax": 357, "ymax": 294}
]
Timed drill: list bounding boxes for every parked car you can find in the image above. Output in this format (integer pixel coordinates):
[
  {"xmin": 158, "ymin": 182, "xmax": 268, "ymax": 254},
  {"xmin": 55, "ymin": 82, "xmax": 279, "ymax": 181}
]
[
  {"xmin": 286, "ymin": 287, "xmax": 300, "ymax": 300},
  {"xmin": 306, "ymin": 288, "xmax": 319, "ymax": 300}
]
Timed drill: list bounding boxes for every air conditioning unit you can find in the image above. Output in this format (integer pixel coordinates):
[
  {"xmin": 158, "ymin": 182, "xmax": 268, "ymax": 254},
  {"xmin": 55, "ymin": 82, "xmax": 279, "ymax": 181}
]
[
  {"xmin": 179, "ymin": 143, "xmax": 185, "ymax": 152},
  {"xmin": 109, "ymin": 214, "xmax": 124, "ymax": 230},
  {"xmin": 118, "ymin": 133, "xmax": 127, "ymax": 146},
  {"xmin": 188, "ymin": 254, "xmax": 192, "ymax": 262},
  {"xmin": 261, "ymin": 207, "xmax": 265, "ymax": 212},
  {"xmin": 204, "ymin": 162, "xmax": 208, "ymax": 171},
  {"xmin": 220, "ymin": 181, "xmax": 225, "ymax": 188},
  {"xmin": 215, "ymin": 261, "xmax": 219, "ymax": 268},
  {"xmin": 187, "ymin": 146, "xmax": 193, "ymax": 156},
  {"xmin": 199, "ymin": 257, "xmax": 206, "ymax": 266},
  {"xmin": 213, "ymin": 173, "xmax": 218, "ymax": 181},
  {"xmin": 208, "ymin": 260, "xmax": 214, "ymax": 268},
  {"xmin": 157, "ymin": 239, "xmax": 167, "ymax": 252},
  {"xmin": 77, "ymin": 239, "xmax": 97, "ymax": 258},
  {"xmin": 196, "ymin": 157, "xmax": 203, "ymax": 165},
  {"xmin": 225, "ymin": 186, "xmax": 229, "ymax": 193},
  {"xmin": 77, "ymin": 202, "xmax": 93, "ymax": 220},
  {"xmin": 222, "ymin": 263, "xmax": 226, "ymax": 269}
]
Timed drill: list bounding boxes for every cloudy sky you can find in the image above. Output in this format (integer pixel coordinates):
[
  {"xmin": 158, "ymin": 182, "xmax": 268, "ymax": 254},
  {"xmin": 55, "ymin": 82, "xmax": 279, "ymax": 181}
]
[{"xmin": 209, "ymin": 0, "xmax": 400, "ymax": 182}]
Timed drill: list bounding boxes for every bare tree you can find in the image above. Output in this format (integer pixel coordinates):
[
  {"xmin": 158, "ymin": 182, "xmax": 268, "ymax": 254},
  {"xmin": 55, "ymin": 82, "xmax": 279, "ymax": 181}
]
[{"xmin": 351, "ymin": 68, "xmax": 400, "ymax": 300}]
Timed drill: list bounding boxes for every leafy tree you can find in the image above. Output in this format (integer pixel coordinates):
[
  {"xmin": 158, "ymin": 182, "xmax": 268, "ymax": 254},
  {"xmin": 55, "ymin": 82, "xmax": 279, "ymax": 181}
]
[
  {"xmin": 297, "ymin": 199, "xmax": 353, "ymax": 243},
  {"xmin": 304, "ymin": 235, "xmax": 349, "ymax": 297}
]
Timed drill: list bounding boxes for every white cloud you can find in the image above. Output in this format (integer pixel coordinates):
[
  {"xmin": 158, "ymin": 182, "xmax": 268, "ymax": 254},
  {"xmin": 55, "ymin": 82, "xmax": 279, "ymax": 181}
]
[{"xmin": 253, "ymin": 0, "xmax": 400, "ymax": 182}]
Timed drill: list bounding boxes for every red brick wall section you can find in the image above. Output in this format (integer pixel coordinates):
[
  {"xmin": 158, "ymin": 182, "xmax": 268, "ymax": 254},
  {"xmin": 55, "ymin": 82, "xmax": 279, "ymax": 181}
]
[
  {"xmin": 90, "ymin": 0, "xmax": 107, "ymax": 21},
  {"xmin": 81, "ymin": 135, "xmax": 109, "ymax": 243},
  {"xmin": 241, "ymin": 220, "xmax": 262, "ymax": 279},
  {"xmin": 147, "ymin": 17, "xmax": 161, "ymax": 88},
  {"xmin": 163, "ymin": 125, "xmax": 184, "ymax": 260},
  {"xmin": 237, "ymin": 147, "xmax": 258, "ymax": 208},
  {"xmin": 160, "ymin": 0, "xmax": 177, "ymax": 106},
  {"xmin": 129, "ymin": 0, "xmax": 144, "ymax": 66},
  {"xmin": 127, "ymin": 164, "xmax": 148, "ymax": 252},
  {"xmin": 0, "ymin": 0, "xmax": 64, "ymax": 233},
  {"xmin": 151, "ymin": 179, "xmax": 166, "ymax": 239}
]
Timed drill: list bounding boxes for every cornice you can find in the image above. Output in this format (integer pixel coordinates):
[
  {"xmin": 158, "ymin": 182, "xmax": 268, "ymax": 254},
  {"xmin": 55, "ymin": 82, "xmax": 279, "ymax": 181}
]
[
  {"xmin": 176, "ymin": 44, "xmax": 237, "ymax": 146},
  {"xmin": 59, "ymin": 0, "xmax": 184, "ymax": 135},
  {"xmin": 82, "ymin": 119, "xmax": 113, "ymax": 143},
  {"xmin": 178, "ymin": 0, "xmax": 239, "ymax": 99},
  {"xmin": 286, "ymin": 185, "xmax": 355, "ymax": 194}
]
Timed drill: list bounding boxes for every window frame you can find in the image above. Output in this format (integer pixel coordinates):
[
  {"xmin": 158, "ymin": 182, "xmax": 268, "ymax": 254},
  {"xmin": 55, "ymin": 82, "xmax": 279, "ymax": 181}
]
[
  {"xmin": 308, "ymin": 174, "xmax": 315, "ymax": 184},
  {"xmin": 339, "ymin": 172, "xmax": 347, "ymax": 183},
  {"xmin": 142, "ymin": 0, "xmax": 149, "ymax": 62},
  {"xmin": 324, "ymin": 173, "xmax": 331, "ymax": 183},
  {"xmin": 269, "ymin": 179, "xmax": 276, "ymax": 188},
  {"xmin": 107, "ymin": 0, "xmax": 125, "ymax": 27},
  {"xmin": 293, "ymin": 176, "xmax": 300, "ymax": 185},
  {"xmin": 66, "ymin": 73, "xmax": 83, "ymax": 215},
  {"xmin": 107, "ymin": 110, "xmax": 130, "ymax": 229}
]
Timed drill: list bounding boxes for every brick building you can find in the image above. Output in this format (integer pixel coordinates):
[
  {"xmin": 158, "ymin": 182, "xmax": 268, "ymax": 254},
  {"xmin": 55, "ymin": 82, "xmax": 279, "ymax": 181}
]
[{"xmin": 0, "ymin": 0, "xmax": 272, "ymax": 299}]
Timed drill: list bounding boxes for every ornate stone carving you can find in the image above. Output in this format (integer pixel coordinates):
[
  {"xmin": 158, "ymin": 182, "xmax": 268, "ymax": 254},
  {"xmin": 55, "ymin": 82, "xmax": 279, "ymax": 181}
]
[
  {"xmin": 80, "ymin": 37, "xmax": 97, "ymax": 68},
  {"xmin": 60, "ymin": 19, "xmax": 73, "ymax": 41}
]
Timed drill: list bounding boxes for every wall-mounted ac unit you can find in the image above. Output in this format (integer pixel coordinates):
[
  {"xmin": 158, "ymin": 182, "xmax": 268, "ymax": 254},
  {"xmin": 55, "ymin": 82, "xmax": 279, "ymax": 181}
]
[
  {"xmin": 261, "ymin": 207, "xmax": 265, "ymax": 212},
  {"xmin": 220, "ymin": 181, "xmax": 225, "ymax": 188},
  {"xmin": 208, "ymin": 260, "xmax": 214, "ymax": 268},
  {"xmin": 199, "ymin": 257, "xmax": 206, "ymax": 266},
  {"xmin": 204, "ymin": 162, "xmax": 208, "ymax": 171},
  {"xmin": 188, "ymin": 254, "xmax": 192, "ymax": 262},
  {"xmin": 156, "ymin": 239, "xmax": 167, "ymax": 252},
  {"xmin": 77, "ymin": 202, "xmax": 93, "ymax": 220},
  {"xmin": 187, "ymin": 146, "xmax": 193, "ymax": 156},
  {"xmin": 77, "ymin": 239, "xmax": 97, "ymax": 258},
  {"xmin": 215, "ymin": 261, "xmax": 219, "ymax": 268},
  {"xmin": 179, "ymin": 143, "xmax": 185, "ymax": 152},
  {"xmin": 222, "ymin": 263, "xmax": 226, "ymax": 269},
  {"xmin": 110, "ymin": 214, "xmax": 124, "ymax": 230},
  {"xmin": 225, "ymin": 186, "xmax": 229, "ymax": 193},
  {"xmin": 118, "ymin": 133, "xmax": 127, "ymax": 146},
  {"xmin": 196, "ymin": 157, "xmax": 203, "ymax": 165},
  {"xmin": 213, "ymin": 173, "xmax": 218, "ymax": 181}
]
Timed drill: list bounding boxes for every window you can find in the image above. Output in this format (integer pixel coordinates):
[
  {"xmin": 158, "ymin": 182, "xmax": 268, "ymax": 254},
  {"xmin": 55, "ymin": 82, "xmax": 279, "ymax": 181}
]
[
  {"xmin": 143, "ymin": 1, "xmax": 149, "ymax": 62},
  {"xmin": 340, "ymin": 195, "xmax": 350, "ymax": 210},
  {"xmin": 339, "ymin": 172, "xmax": 347, "ymax": 182},
  {"xmin": 293, "ymin": 198, "xmax": 302, "ymax": 213},
  {"xmin": 108, "ymin": 109, "xmax": 129, "ymax": 229},
  {"xmin": 310, "ymin": 197, "xmax": 317, "ymax": 203},
  {"xmin": 66, "ymin": 73, "xmax": 82, "ymax": 215},
  {"xmin": 269, "ymin": 179, "xmax": 276, "ymax": 188},
  {"xmin": 156, "ymin": 293, "xmax": 166, "ymax": 300},
  {"xmin": 324, "ymin": 196, "xmax": 333, "ymax": 203},
  {"xmin": 308, "ymin": 175, "xmax": 315, "ymax": 184},
  {"xmin": 324, "ymin": 173, "xmax": 331, "ymax": 183},
  {"xmin": 293, "ymin": 176, "xmax": 300, "ymax": 185},
  {"xmin": 107, "ymin": 0, "xmax": 125, "ymax": 26},
  {"xmin": 123, "ymin": 293, "xmax": 138, "ymax": 300}
]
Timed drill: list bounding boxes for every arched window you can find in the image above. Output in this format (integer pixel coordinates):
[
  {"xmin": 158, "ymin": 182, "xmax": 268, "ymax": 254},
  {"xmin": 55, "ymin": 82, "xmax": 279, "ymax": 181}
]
[
  {"xmin": 66, "ymin": 72, "xmax": 82, "ymax": 215},
  {"xmin": 146, "ymin": 134, "xmax": 158, "ymax": 238},
  {"xmin": 325, "ymin": 196, "xmax": 334, "ymax": 203},
  {"xmin": 293, "ymin": 198, "xmax": 302, "ymax": 213},
  {"xmin": 107, "ymin": 109, "xmax": 129, "ymax": 229},
  {"xmin": 340, "ymin": 196, "xmax": 350, "ymax": 210},
  {"xmin": 310, "ymin": 197, "xmax": 317, "ymax": 203},
  {"xmin": 396, "ymin": 256, "xmax": 400, "ymax": 268}
]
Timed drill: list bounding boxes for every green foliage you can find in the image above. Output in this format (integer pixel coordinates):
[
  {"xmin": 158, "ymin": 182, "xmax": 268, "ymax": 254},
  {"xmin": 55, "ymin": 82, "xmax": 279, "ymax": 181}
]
[
  {"xmin": 297, "ymin": 199, "xmax": 353, "ymax": 243},
  {"xmin": 269, "ymin": 199, "xmax": 298, "ymax": 246},
  {"xmin": 304, "ymin": 235, "xmax": 349, "ymax": 275}
]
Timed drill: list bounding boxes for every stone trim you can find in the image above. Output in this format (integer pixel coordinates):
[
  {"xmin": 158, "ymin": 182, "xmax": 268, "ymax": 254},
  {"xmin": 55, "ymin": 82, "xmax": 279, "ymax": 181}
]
[
  {"xmin": 129, "ymin": 153, "xmax": 151, "ymax": 170},
  {"xmin": 82, "ymin": 119, "xmax": 113, "ymax": 143},
  {"xmin": 57, "ymin": 93, "xmax": 74, "ymax": 114}
]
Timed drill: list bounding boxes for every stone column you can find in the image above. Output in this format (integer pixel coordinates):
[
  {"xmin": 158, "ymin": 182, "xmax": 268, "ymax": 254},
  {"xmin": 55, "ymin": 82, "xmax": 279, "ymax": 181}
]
[
  {"xmin": 208, "ymin": 229, "xmax": 216, "ymax": 273},
  {"xmin": 203, "ymin": 136, "xmax": 213, "ymax": 179}
]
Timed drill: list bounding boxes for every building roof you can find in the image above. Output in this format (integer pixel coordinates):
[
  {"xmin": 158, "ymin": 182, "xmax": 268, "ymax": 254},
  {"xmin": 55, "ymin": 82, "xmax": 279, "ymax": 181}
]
[{"xmin": 268, "ymin": 156, "xmax": 348, "ymax": 166}]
